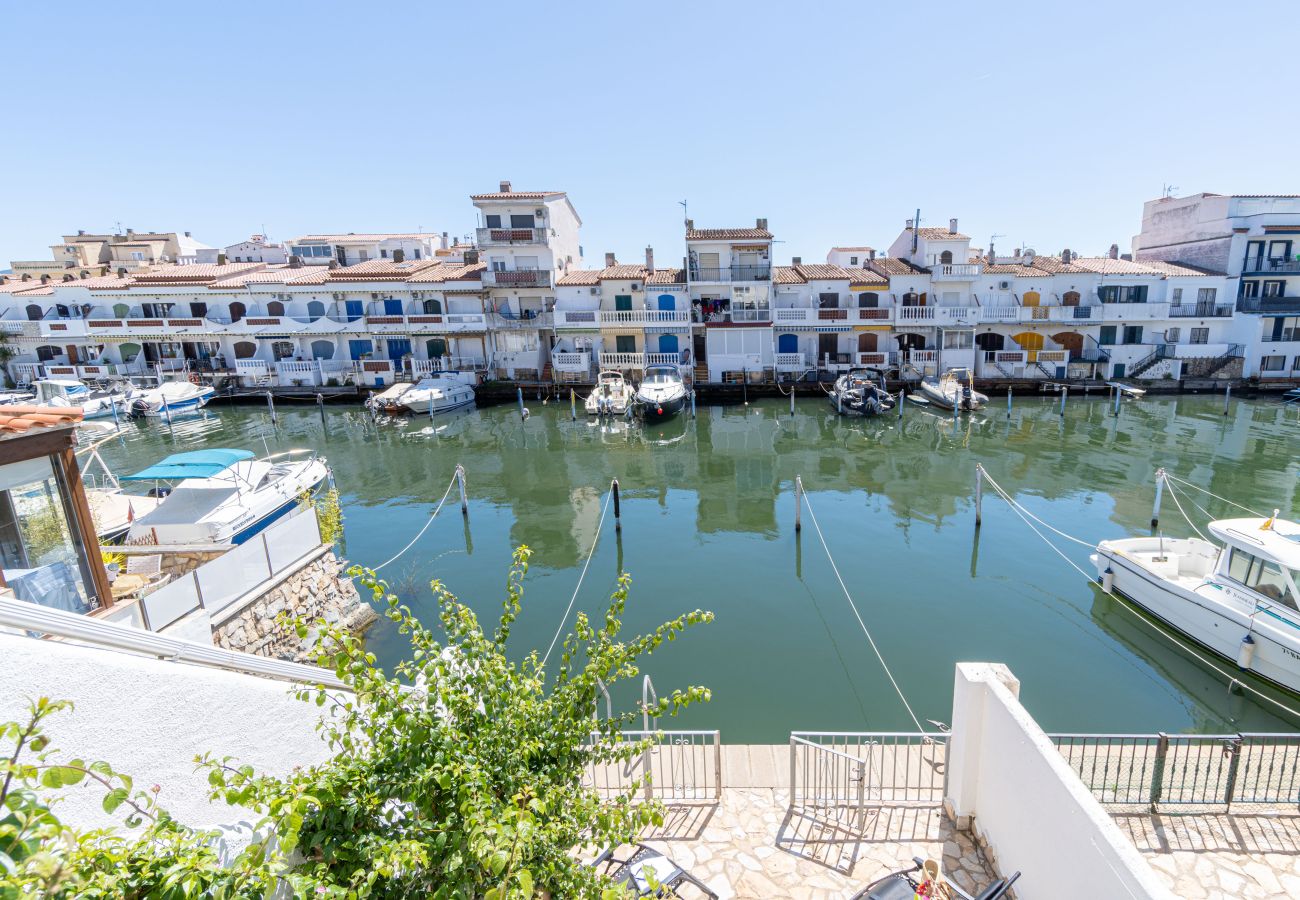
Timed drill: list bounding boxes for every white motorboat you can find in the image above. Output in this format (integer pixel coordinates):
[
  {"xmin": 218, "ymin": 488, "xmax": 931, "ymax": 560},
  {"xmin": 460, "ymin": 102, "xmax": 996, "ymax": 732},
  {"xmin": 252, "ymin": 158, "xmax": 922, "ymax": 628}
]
[
  {"xmin": 633, "ymin": 365, "xmax": 689, "ymax": 422},
  {"xmin": 123, "ymin": 448, "xmax": 329, "ymax": 545},
  {"xmin": 918, "ymin": 367, "xmax": 988, "ymax": 411},
  {"xmin": 129, "ymin": 380, "xmax": 215, "ymax": 417},
  {"xmin": 367, "ymin": 372, "xmax": 476, "ymax": 416},
  {"xmin": 828, "ymin": 369, "xmax": 895, "ymax": 416},
  {"xmin": 0, "ymin": 388, "xmax": 35, "ymax": 406},
  {"xmin": 1092, "ymin": 515, "xmax": 1300, "ymax": 694},
  {"xmin": 585, "ymin": 371, "xmax": 631, "ymax": 416},
  {"xmin": 33, "ymin": 378, "xmax": 133, "ymax": 419}
]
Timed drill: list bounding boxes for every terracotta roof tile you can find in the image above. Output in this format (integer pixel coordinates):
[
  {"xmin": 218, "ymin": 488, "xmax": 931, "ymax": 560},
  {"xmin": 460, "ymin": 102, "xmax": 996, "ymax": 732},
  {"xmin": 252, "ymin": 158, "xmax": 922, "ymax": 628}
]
[
  {"xmin": 793, "ymin": 263, "xmax": 850, "ymax": 280},
  {"xmin": 58, "ymin": 274, "xmax": 137, "ymax": 290},
  {"xmin": 284, "ymin": 267, "xmax": 332, "ymax": 285},
  {"xmin": 405, "ymin": 262, "xmax": 486, "ymax": 284},
  {"xmin": 686, "ymin": 228, "xmax": 773, "ymax": 241},
  {"xmin": 556, "ymin": 269, "xmax": 601, "ymax": 286},
  {"xmin": 983, "ymin": 264, "xmax": 1044, "ymax": 277},
  {"xmin": 599, "ymin": 264, "xmax": 648, "ymax": 281},
  {"xmin": 129, "ymin": 263, "xmax": 264, "ymax": 285},
  {"xmin": 0, "ymin": 280, "xmax": 56, "ymax": 294},
  {"xmin": 470, "ymin": 192, "xmax": 564, "ymax": 201},
  {"xmin": 849, "ymin": 271, "xmax": 889, "ymax": 288},
  {"xmin": 645, "ymin": 268, "xmax": 685, "ymax": 285},
  {"xmin": 0, "ymin": 405, "xmax": 84, "ymax": 434},
  {"xmin": 908, "ymin": 227, "xmax": 970, "ymax": 241},
  {"xmin": 773, "ymin": 266, "xmax": 803, "ymax": 285},
  {"xmin": 865, "ymin": 258, "xmax": 927, "ymax": 277},
  {"xmin": 1026, "ymin": 256, "xmax": 1087, "ymax": 274},
  {"xmin": 1068, "ymin": 257, "xmax": 1165, "ymax": 276},
  {"xmin": 1133, "ymin": 260, "xmax": 1226, "ymax": 277},
  {"xmin": 326, "ymin": 259, "xmax": 442, "ymax": 281}
]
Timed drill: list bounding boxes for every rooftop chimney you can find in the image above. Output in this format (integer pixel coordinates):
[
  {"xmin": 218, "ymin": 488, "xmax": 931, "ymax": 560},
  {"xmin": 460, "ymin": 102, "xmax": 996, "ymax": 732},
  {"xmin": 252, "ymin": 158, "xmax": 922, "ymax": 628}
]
[
  {"xmin": 604, "ymin": 252, "xmax": 616, "ymax": 267},
  {"xmin": 756, "ymin": 217, "xmax": 768, "ymax": 231},
  {"xmin": 126, "ymin": 228, "xmax": 134, "ymax": 236},
  {"xmin": 949, "ymin": 218, "xmax": 958, "ymax": 234},
  {"xmin": 1023, "ymin": 248, "xmax": 1035, "ymax": 263},
  {"xmin": 1061, "ymin": 248, "xmax": 1071, "ymax": 265},
  {"xmin": 986, "ymin": 246, "xmax": 996, "ymax": 264},
  {"xmin": 906, "ymin": 218, "xmax": 914, "ymax": 229},
  {"xmin": 77, "ymin": 229, "xmax": 85, "ymax": 235},
  {"xmin": 393, "ymin": 249, "xmax": 405, "ymax": 263},
  {"xmin": 1121, "ymin": 253, "xmax": 1133, "ymax": 262},
  {"xmin": 288, "ymin": 255, "xmax": 303, "ymax": 269},
  {"xmin": 328, "ymin": 259, "xmax": 340, "ymax": 270},
  {"xmin": 499, "ymin": 180, "xmax": 512, "ymax": 192},
  {"xmin": 217, "ymin": 252, "xmax": 227, "ymax": 265},
  {"xmin": 792, "ymin": 256, "xmax": 802, "ymax": 265},
  {"xmin": 685, "ymin": 218, "xmax": 695, "ymax": 231},
  {"xmin": 184, "ymin": 231, "xmax": 191, "ymax": 238},
  {"xmin": 441, "ymin": 231, "xmax": 449, "ymax": 250},
  {"xmin": 1108, "ymin": 243, "xmax": 1119, "ymax": 260},
  {"xmin": 868, "ymin": 249, "xmax": 877, "ymax": 261},
  {"xmin": 464, "ymin": 250, "xmax": 479, "ymax": 265},
  {"xmin": 1014, "ymin": 248, "xmax": 1021, "ymax": 258},
  {"xmin": 645, "ymin": 246, "xmax": 654, "ymax": 271}
]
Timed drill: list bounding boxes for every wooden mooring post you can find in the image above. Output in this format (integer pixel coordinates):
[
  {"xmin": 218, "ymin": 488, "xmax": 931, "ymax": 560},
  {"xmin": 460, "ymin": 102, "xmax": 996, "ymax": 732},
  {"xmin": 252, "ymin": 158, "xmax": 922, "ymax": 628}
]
[
  {"xmin": 794, "ymin": 475, "xmax": 803, "ymax": 533},
  {"xmin": 974, "ymin": 464, "xmax": 983, "ymax": 529},
  {"xmin": 612, "ymin": 478, "xmax": 621, "ymax": 533},
  {"xmin": 457, "ymin": 464, "xmax": 469, "ymax": 519}
]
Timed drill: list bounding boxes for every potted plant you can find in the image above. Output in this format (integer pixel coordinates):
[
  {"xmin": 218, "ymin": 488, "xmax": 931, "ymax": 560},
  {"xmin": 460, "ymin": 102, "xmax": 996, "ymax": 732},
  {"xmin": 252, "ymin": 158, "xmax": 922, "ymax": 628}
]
[{"xmin": 101, "ymin": 548, "xmax": 124, "ymax": 583}]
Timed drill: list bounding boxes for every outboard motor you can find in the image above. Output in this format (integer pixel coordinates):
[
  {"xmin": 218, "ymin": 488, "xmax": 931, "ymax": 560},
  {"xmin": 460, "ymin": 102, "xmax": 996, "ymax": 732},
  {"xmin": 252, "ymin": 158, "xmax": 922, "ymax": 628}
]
[{"xmin": 129, "ymin": 396, "xmax": 151, "ymax": 418}]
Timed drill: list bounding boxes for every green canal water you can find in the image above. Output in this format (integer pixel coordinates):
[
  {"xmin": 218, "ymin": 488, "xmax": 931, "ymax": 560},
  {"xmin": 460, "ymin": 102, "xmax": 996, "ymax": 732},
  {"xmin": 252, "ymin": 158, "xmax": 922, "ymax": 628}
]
[{"xmin": 92, "ymin": 393, "xmax": 1300, "ymax": 742}]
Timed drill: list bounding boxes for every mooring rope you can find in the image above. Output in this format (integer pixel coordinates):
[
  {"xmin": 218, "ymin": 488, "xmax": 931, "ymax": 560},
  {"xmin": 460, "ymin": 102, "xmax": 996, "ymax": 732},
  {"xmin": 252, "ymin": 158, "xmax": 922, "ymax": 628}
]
[
  {"xmin": 1161, "ymin": 478, "xmax": 1210, "ymax": 542},
  {"xmin": 1161, "ymin": 473, "xmax": 1265, "ymax": 518},
  {"xmin": 540, "ymin": 483, "xmax": 612, "ymax": 668},
  {"xmin": 978, "ymin": 470, "xmax": 1095, "ymax": 549},
  {"xmin": 984, "ymin": 476, "xmax": 1300, "ymax": 722},
  {"xmin": 372, "ymin": 471, "xmax": 459, "ymax": 573},
  {"xmin": 800, "ymin": 487, "xmax": 927, "ymax": 733}
]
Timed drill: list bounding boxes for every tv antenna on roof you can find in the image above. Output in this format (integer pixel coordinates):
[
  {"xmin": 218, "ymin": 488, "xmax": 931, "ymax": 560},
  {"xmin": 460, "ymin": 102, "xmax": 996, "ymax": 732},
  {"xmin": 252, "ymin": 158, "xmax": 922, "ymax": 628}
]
[
  {"xmin": 1162, "ymin": 183, "xmax": 1179, "ymax": 198},
  {"xmin": 679, "ymin": 200, "xmax": 688, "ymax": 227},
  {"xmin": 989, "ymin": 233, "xmax": 1005, "ymax": 260}
]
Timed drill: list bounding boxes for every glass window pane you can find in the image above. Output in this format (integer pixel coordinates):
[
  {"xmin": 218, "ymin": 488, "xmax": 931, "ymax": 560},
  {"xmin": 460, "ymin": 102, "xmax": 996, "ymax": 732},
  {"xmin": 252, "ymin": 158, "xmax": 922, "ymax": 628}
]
[
  {"xmin": 0, "ymin": 458, "xmax": 94, "ymax": 613},
  {"xmin": 1228, "ymin": 549, "xmax": 1252, "ymax": 584},
  {"xmin": 1249, "ymin": 559, "xmax": 1291, "ymax": 603}
]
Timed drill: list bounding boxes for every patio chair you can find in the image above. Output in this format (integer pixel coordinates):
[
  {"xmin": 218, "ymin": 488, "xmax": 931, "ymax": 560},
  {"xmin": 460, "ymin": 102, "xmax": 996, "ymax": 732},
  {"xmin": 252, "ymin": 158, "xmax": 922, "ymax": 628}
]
[
  {"xmin": 850, "ymin": 856, "xmax": 1020, "ymax": 900},
  {"xmin": 591, "ymin": 843, "xmax": 718, "ymax": 899},
  {"xmin": 124, "ymin": 554, "xmax": 171, "ymax": 594}
]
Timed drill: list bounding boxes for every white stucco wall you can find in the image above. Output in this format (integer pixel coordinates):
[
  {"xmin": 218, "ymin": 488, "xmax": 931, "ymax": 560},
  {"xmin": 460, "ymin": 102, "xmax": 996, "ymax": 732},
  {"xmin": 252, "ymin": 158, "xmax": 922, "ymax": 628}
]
[
  {"xmin": 945, "ymin": 663, "xmax": 1173, "ymax": 900},
  {"xmin": 0, "ymin": 633, "xmax": 339, "ymax": 832}
]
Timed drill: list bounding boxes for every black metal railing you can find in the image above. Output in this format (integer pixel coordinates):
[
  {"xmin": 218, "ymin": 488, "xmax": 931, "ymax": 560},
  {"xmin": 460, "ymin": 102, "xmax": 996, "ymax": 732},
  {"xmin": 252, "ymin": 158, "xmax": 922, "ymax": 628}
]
[
  {"xmin": 688, "ymin": 265, "xmax": 771, "ymax": 282},
  {"xmin": 1169, "ymin": 303, "xmax": 1234, "ymax": 317},
  {"xmin": 1237, "ymin": 296, "xmax": 1300, "ymax": 314},
  {"xmin": 1243, "ymin": 258, "xmax": 1300, "ymax": 274}
]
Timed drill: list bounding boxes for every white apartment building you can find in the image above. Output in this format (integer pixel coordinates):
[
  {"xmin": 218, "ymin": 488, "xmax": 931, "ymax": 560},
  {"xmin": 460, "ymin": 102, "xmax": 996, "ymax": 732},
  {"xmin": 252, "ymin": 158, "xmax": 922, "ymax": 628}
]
[
  {"xmin": 1133, "ymin": 192, "xmax": 1300, "ymax": 379},
  {"xmin": 686, "ymin": 220, "xmax": 775, "ymax": 381},
  {"xmin": 285, "ymin": 233, "xmax": 437, "ymax": 266},
  {"xmin": 197, "ymin": 235, "xmax": 289, "ymax": 265}
]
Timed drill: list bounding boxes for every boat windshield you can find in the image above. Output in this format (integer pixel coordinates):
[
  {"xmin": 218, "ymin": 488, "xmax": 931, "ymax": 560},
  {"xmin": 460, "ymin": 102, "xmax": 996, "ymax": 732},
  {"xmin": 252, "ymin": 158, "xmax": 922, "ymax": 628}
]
[
  {"xmin": 1227, "ymin": 547, "xmax": 1300, "ymax": 610},
  {"xmin": 643, "ymin": 368, "xmax": 679, "ymax": 385}
]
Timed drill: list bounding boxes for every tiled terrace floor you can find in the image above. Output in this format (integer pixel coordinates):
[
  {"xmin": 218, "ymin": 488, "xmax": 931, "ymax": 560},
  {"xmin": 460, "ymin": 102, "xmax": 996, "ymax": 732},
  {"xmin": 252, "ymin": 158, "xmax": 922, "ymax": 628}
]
[{"xmin": 1115, "ymin": 811, "xmax": 1300, "ymax": 899}]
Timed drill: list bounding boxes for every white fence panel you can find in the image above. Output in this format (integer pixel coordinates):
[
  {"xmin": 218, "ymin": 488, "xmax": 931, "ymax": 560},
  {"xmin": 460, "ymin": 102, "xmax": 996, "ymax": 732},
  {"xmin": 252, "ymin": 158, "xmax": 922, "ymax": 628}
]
[
  {"xmin": 264, "ymin": 511, "xmax": 322, "ymax": 572},
  {"xmin": 196, "ymin": 543, "xmax": 273, "ymax": 614},
  {"xmin": 140, "ymin": 574, "xmax": 202, "ymax": 631}
]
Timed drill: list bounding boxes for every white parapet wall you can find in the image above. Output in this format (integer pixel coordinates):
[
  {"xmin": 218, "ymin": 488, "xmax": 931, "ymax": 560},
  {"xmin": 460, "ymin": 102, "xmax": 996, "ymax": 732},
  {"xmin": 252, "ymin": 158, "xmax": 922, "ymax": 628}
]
[
  {"xmin": 944, "ymin": 663, "xmax": 1174, "ymax": 900},
  {"xmin": 0, "ymin": 631, "xmax": 340, "ymax": 832}
]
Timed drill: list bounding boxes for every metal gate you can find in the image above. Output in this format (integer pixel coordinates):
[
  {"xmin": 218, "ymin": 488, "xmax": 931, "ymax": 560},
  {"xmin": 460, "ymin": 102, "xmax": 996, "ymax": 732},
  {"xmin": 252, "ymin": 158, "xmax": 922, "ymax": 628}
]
[{"xmin": 789, "ymin": 735, "xmax": 868, "ymax": 834}]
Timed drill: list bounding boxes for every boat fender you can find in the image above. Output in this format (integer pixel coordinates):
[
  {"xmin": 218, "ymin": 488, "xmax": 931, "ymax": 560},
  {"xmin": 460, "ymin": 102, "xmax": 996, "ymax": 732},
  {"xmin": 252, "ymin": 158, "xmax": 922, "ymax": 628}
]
[
  {"xmin": 1101, "ymin": 567, "xmax": 1114, "ymax": 592},
  {"xmin": 656, "ymin": 406, "xmax": 663, "ymax": 415},
  {"xmin": 1237, "ymin": 634, "xmax": 1257, "ymax": 670}
]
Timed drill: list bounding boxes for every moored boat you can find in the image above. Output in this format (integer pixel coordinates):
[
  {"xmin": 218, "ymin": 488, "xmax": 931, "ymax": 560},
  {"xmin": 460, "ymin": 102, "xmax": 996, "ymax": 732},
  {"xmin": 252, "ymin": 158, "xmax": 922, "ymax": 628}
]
[
  {"xmin": 585, "ymin": 371, "xmax": 631, "ymax": 416},
  {"xmin": 367, "ymin": 373, "xmax": 476, "ymax": 416},
  {"xmin": 123, "ymin": 448, "xmax": 329, "ymax": 544},
  {"xmin": 633, "ymin": 365, "xmax": 689, "ymax": 422},
  {"xmin": 918, "ymin": 367, "xmax": 987, "ymax": 411},
  {"xmin": 828, "ymin": 369, "xmax": 895, "ymax": 416},
  {"xmin": 34, "ymin": 378, "xmax": 133, "ymax": 419},
  {"xmin": 129, "ymin": 381, "xmax": 215, "ymax": 417},
  {"xmin": 1092, "ymin": 515, "xmax": 1300, "ymax": 694}
]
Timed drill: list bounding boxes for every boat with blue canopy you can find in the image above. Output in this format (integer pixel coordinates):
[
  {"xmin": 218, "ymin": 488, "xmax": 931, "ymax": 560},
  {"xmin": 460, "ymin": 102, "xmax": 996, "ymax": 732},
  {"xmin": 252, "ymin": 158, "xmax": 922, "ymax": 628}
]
[{"xmin": 123, "ymin": 448, "xmax": 329, "ymax": 545}]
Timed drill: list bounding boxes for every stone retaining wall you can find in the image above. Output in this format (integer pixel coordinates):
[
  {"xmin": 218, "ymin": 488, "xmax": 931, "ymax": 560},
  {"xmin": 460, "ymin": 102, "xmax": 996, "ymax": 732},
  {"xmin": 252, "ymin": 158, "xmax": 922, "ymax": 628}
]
[
  {"xmin": 115, "ymin": 545, "xmax": 227, "ymax": 579},
  {"xmin": 212, "ymin": 549, "xmax": 376, "ymax": 662}
]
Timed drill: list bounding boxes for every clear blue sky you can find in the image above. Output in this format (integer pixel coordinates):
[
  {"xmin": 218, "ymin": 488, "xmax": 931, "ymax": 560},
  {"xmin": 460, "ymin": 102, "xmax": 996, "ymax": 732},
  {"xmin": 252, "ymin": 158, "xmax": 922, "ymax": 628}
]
[{"xmin": 2, "ymin": 1, "xmax": 1293, "ymax": 269}]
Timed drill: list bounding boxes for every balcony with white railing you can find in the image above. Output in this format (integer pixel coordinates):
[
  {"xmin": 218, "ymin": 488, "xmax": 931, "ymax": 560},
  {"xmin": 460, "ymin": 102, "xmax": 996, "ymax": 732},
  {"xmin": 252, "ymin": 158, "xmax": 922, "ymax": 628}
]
[
  {"xmin": 551, "ymin": 351, "xmax": 592, "ymax": 373},
  {"xmin": 856, "ymin": 351, "xmax": 898, "ymax": 367},
  {"xmin": 600, "ymin": 309, "xmax": 690, "ymax": 326},
  {"xmin": 930, "ymin": 263, "xmax": 983, "ymax": 279},
  {"xmin": 275, "ymin": 360, "xmax": 322, "ymax": 386},
  {"xmin": 645, "ymin": 352, "xmax": 686, "ymax": 367},
  {"xmin": 935, "ymin": 306, "xmax": 980, "ymax": 324},
  {"xmin": 596, "ymin": 351, "xmax": 645, "ymax": 369},
  {"xmin": 8, "ymin": 362, "xmax": 43, "ymax": 384},
  {"xmin": 482, "ymin": 269, "xmax": 551, "ymax": 289},
  {"xmin": 908, "ymin": 349, "xmax": 939, "ymax": 366},
  {"xmin": 475, "ymin": 226, "xmax": 548, "ymax": 247},
  {"xmin": 775, "ymin": 306, "xmax": 896, "ymax": 325},
  {"xmin": 488, "ymin": 311, "xmax": 552, "ymax": 329},
  {"xmin": 896, "ymin": 305, "xmax": 937, "ymax": 322},
  {"xmin": 977, "ymin": 305, "xmax": 1021, "ymax": 323},
  {"xmin": 774, "ymin": 352, "xmax": 806, "ymax": 372}
]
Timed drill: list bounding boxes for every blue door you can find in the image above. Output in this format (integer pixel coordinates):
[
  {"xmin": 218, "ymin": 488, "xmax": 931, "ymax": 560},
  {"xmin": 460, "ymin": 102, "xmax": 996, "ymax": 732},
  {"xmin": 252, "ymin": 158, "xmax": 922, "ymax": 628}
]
[
  {"xmin": 657, "ymin": 294, "xmax": 676, "ymax": 311},
  {"xmin": 658, "ymin": 334, "xmax": 678, "ymax": 354},
  {"xmin": 386, "ymin": 338, "xmax": 412, "ymax": 360},
  {"xmin": 383, "ymin": 299, "xmax": 403, "ymax": 315},
  {"xmin": 348, "ymin": 339, "xmax": 373, "ymax": 360},
  {"xmin": 777, "ymin": 333, "xmax": 798, "ymax": 354},
  {"xmin": 345, "ymin": 300, "xmax": 364, "ymax": 321}
]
